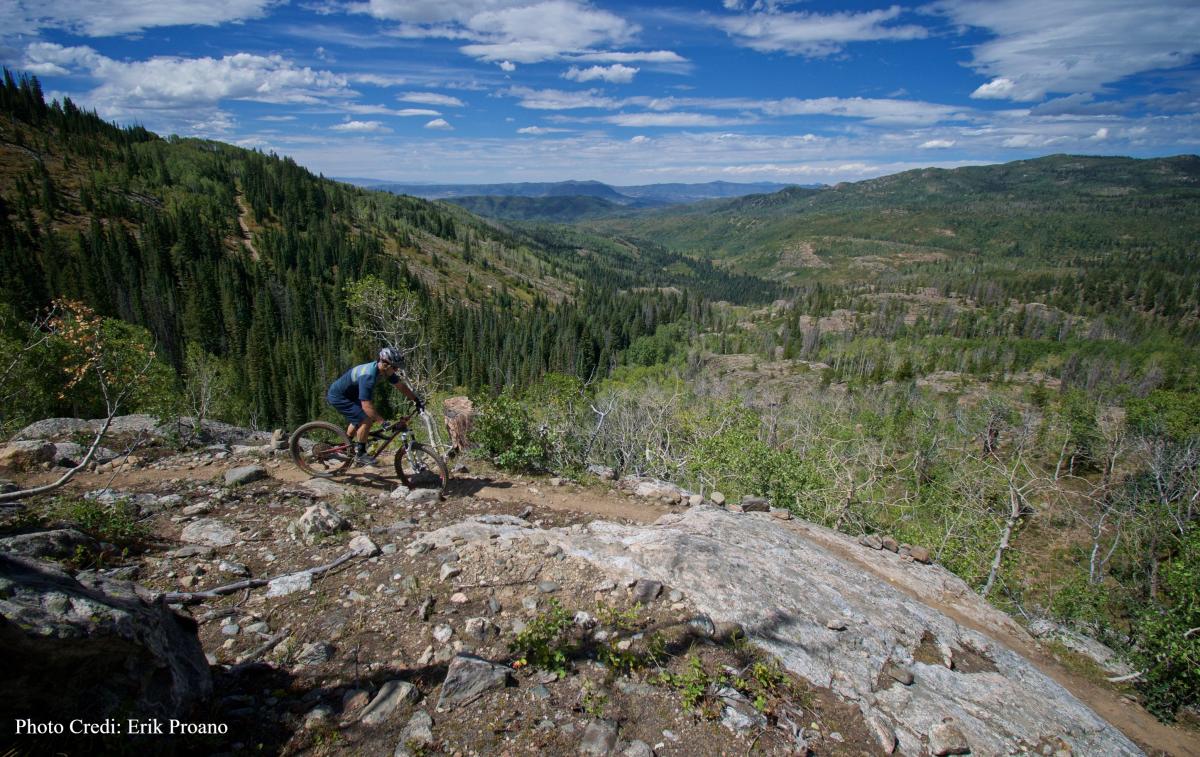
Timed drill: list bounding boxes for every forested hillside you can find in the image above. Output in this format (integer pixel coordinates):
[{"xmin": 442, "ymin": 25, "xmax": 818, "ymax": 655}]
[{"xmin": 0, "ymin": 71, "xmax": 774, "ymax": 432}]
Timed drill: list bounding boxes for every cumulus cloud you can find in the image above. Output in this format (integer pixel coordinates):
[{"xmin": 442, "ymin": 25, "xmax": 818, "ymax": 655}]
[
  {"xmin": 933, "ymin": 0, "xmax": 1200, "ymax": 101},
  {"xmin": 499, "ymin": 61, "xmax": 517, "ymax": 72},
  {"xmin": 716, "ymin": 5, "xmax": 928, "ymax": 57},
  {"xmin": 5, "ymin": 0, "xmax": 278, "ymax": 36},
  {"xmin": 399, "ymin": 91, "xmax": 465, "ymax": 107},
  {"xmin": 920, "ymin": 139, "xmax": 956, "ymax": 148},
  {"xmin": 332, "ymin": 120, "xmax": 391, "ymax": 132},
  {"xmin": 425, "ymin": 117, "xmax": 453, "ymax": 130},
  {"xmin": 563, "ymin": 64, "xmax": 638, "ymax": 83},
  {"xmin": 352, "ymin": 0, "xmax": 637, "ymax": 64},
  {"xmin": 23, "ymin": 44, "xmax": 353, "ymax": 114}
]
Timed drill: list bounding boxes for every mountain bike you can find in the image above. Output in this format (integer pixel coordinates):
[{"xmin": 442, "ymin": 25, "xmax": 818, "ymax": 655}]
[{"xmin": 288, "ymin": 411, "xmax": 449, "ymax": 493}]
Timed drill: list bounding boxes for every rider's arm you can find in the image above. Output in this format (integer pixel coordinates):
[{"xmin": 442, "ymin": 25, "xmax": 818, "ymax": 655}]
[
  {"xmin": 397, "ymin": 382, "xmax": 424, "ymax": 410},
  {"xmin": 360, "ymin": 400, "xmax": 386, "ymax": 425}
]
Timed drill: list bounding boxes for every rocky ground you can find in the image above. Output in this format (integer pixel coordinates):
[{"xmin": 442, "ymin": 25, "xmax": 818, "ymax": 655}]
[
  {"xmin": 1, "ymin": 421, "xmax": 879, "ymax": 757},
  {"xmin": 4, "ymin": 417, "xmax": 1199, "ymax": 757}
]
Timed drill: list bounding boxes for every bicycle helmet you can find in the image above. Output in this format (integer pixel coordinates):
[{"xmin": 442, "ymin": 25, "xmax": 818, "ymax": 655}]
[{"xmin": 379, "ymin": 346, "xmax": 403, "ymax": 367}]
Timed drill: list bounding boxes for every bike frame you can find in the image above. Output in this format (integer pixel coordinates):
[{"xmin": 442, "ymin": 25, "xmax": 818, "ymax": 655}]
[{"xmin": 333, "ymin": 413, "xmax": 421, "ymax": 460}]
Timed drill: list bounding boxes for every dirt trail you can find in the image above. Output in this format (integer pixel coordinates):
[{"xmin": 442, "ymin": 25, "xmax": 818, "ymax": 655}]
[
  {"xmin": 21, "ymin": 459, "xmax": 1197, "ymax": 755},
  {"xmin": 234, "ymin": 194, "xmax": 258, "ymax": 260}
]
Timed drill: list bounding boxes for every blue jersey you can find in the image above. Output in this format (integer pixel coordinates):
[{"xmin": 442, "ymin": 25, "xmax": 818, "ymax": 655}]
[{"xmin": 327, "ymin": 361, "xmax": 399, "ymax": 403}]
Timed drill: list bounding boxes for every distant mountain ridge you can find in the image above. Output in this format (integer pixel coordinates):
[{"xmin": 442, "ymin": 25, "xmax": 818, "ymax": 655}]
[{"xmin": 342, "ymin": 178, "xmax": 802, "ymax": 206}]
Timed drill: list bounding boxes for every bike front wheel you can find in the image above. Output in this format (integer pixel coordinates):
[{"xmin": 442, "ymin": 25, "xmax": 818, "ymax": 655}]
[
  {"xmin": 395, "ymin": 443, "xmax": 449, "ymax": 494},
  {"xmin": 290, "ymin": 421, "xmax": 353, "ymax": 478}
]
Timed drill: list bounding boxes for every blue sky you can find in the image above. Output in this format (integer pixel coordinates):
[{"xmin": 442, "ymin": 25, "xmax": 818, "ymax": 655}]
[{"xmin": 3, "ymin": 0, "xmax": 1198, "ymax": 184}]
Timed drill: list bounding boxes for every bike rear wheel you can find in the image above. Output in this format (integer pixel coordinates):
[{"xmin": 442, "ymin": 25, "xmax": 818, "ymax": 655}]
[
  {"xmin": 395, "ymin": 443, "xmax": 449, "ymax": 494},
  {"xmin": 290, "ymin": 421, "xmax": 353, "ymax": 478}
]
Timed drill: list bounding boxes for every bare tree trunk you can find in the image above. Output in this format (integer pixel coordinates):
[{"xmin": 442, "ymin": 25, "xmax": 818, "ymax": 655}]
[{"xmin": 982, "ymin": 487, "xmax": 1023, "ymax": 598}]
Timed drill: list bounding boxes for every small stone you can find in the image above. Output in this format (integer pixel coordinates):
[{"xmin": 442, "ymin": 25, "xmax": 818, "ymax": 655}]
[
  {"xmin": 218, "ymin": 560, "xmax": 251, "ymax": 577},
  {"xmin": 543, "ymin": 545, "xmax": 562, "ymax": 558},
  {"xmin": 304, "ymin": 705, "xmax": 334, "ymax": 730},
  {"xmin": 686, "ymin": 614, "xmax": 716, "ymax": 639},
  {"xmin": 741, "ymin": 495, "xmax": 769, "ymax": 512},
  {"xmin": 710, "ymin": 491, "xmax": 726, "ymax": 506},
  {"xmin": 884, "ymin": 663, "xmax": 915, "ymax": 685},
  {"xmin": 537, "ymin": 580, "xmax": 560, "ymax": 594},
  {"xmin": 267, "ymin": 572, "xmax": 312, "ymax": 597},
  {"xmin": 622, "ymin": 740, "xmax": 653, "ymax": 757},
  {"xmin": 436, "ymin": 654, "xmax": 512, "ymax": 709},
  {"xmin": 522, "ymin": 596, "xmax": 539, "ymax": 612},
  {"xmin": 224, "ymin": 465, "xmax": 267, "ymax": 487},
  {"xmin": 433, "ymin": 625, "xmax": 454, "ymax": 643},
  {"xmin": 574, "ymin": 611, "xmax": 596, "ymax": 629},
  {"xmin": 440, "ymin": 564, "xmax": 461, "ymax": 582},
  {"xmin": 450, "ymin": 592, "xmax": 469, "ymax": 604},
  {"xmin": 579, "ymin": 719, "xmax": 619, "ymax": 756},
  {"xmin": 687, "ymin": 494, "xmax": 703, "ymax": 507},
  {"xmin": 529, "ymin": 684, "xmax": 551, "ymax": 700},
  {"xmin": 770, "ymin": 508, "xmax": 792, "ymax": 520},
  {"xmin": 464, "ymin": 617, "xmax": 497, "ymax": 642},
  {"xmin": 667, "ymin": 589, "xmax": 683, "ymax": 602},
  {"xmin": 182, "ymin": 503, "xmax": 211, "ymax": 517},
  {"xmin": 929, "ymin": 719, "xmax": 970, "ymax": 756},
  {"xmin": 244, "ymin": 621, "xmax": 271, "ymax": 635},
  {"xmin": 221, "ymin": 623, "xmax": 240, "ymax": 636},
  {"xmin": 826, "ymin": 618, "xmax": 848, "ymax": 631},
  {"xmin": 297, "ymin": 641, "xmax": 335, "ymax": 666},
  {"xmin": 910, "ymin": 545, "xmax": 932, "ymax": 564},
  {"xmin": 349, "ymin": 534, "xmax": 382, "ymax": 557},
  {"xmin": 361, "ymin": 680, "xmax": 421, "ymax": 726},
  {"xmin": 868, "ymin": 715, "xmax": 897, "ymax": 754},
  {"xmin": 395, "ymin": 711, "xmax": 434, "ymax": 755},
  {"xmin": 881, "ymin": 535, "xmax": 900, "ymax": 552},
  {"xmin": 859, "ymin": 534, "xmax": 884, "ymax": 550},
  {"xmin": 631, "ymin": 579, "xmax": 662, "ymax": 604},
  {"xmin": 549, "ymin": 477, "xmax": 566, "ymax": 487},
  {"xmin": 391, "ymin": 485, "xmax": 412, "ymax": 500},
  {"xmin": 406, "ymin": 488, "xmax": 441, "ymax": 506}
]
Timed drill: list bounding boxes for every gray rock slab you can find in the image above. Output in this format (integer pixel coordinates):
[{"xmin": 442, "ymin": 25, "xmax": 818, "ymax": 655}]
[
  {"xmin": 436, "ymin": 654, "xmax": 511, "ymax": 710},
  {"xmin": 0, "ymin": 529, "xmax": 100, "ymax": 560},
  {"xmin": 539, "ymin": 507, "xmax": 1141, "ymax": 757},
  {"xmin": 300, "ymin": 477, "xmax": 349, "ymax": 498},
  {"xmin": 579, "ymin": 719, "xmax": 619, "ymax": 755}
]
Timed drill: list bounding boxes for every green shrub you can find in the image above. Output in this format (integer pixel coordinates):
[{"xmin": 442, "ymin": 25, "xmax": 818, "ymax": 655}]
[
  {"xmin": 49, "ymin": 495, "xmax": 148, "ymax": 547},
  {"xmin": 473, "ymin": 391, "xmax": 548, "ymax": 472},
  {"xmin": 510, "ymin": 599, "xmax": 574, "ymax": 676},
  {"xmin": 1130, "ymin": 528, "xmax": 1200, "ymax": 720}
]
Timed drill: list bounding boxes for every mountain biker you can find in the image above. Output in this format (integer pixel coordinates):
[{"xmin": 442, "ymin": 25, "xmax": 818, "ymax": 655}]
[{"xmin": 326, "ymin": 347, "xmax": 425, "ymax": 466}]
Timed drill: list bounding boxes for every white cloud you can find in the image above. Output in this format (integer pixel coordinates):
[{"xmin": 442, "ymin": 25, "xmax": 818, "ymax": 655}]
[
  {"xmin": 605, "ymin": 112, "xmax": 750, "ymax": 127},
  {"xmin": 630, "ymin": 135, "xmax": 650, "ymax": 144},
  {"xmin": 259, "ymin": 115, "xmax": 297, "ymax": 121},
  {"xmin": 569, "ymin": 50, "xmax": 687, "ymax": 64},
  {"xmin": 352, "ymin": 0, "xmax": 637, "ymax": 64},
  {"xmin": 1090, "ymin": 127, "xmax": 1109, "ymax": 141},
  {"xmin": 6, "ymin": 0, "xmax": 278, "ymax": 36},
  {"xmin": 343, "ymin": 103, "xmax": 441, "ymax": 117},
  {"xmin": 499, "ymin": 61, "xmax": 517, "ymax": 72},
  {"xmin": 332, "ymin": 120, "xmax": 391, "ymax": 132},
  {"xmin": 350, "ymin": 73, "xmax": 409, "ymax": 87},
  {"xmin": 517, "ymin": 126, "xmax": 571, "ymax": 134},
  {"xmin": 933, "ymin": 0, "xmax": 1200, "ymax": 101},
  {"xmin": 425, "ymin": 117, "xmax": 454, "ymax": 130},
  {"xmin": 563, "ymin": 64, "xmax": 638, "ymax": 84},
  {"xmin": 716, "ymin": 5, "xmax": 928, "ymax": 57},
  {"xmin": 920, "ymin": 139, "xmax": 956, "ymax": 148},
  {"xmin": 23, "ymin": 44, "xmax": 353, "ymax": 114},
  {"xmin": 398, "ymin": 91, "xmax": 465, "ymax": 107},
  {"xmin": 505, "ymin": 86, "xmax": 621, "ymax": 110}
]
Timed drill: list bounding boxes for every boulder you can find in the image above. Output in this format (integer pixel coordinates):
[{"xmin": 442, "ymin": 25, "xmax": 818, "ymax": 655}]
[
  {"xmin": 0, "ymin": 441, "xmax": 56, "ymax": 471},
  {"xmin": 288, "ymin": 504, "xmax": 349, "ymax": 545},
  {"xmin": 224, "ymin": 465, "xmax": 267, "ymax": 487},
  {"xmin": 0, "ymin": 554, "xmax": 211, "ymax": 723},
  {"xmin": 436, "ymin": 654, "xmax": 511, "ymax": 710},
  {"xmin": 0, "ymin": 529, "xmax": 102, "ymax": 560},
  {"xmin": 587, "ymin": 464, "xmax": 616, "ymax": 481},
  {"xmin": 578, "ymin": 719, "xmax": 619, "ymax": 755},
  {"xmin": 179, "ymin": 518, "xmax": 240, "ymax": 548}
]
